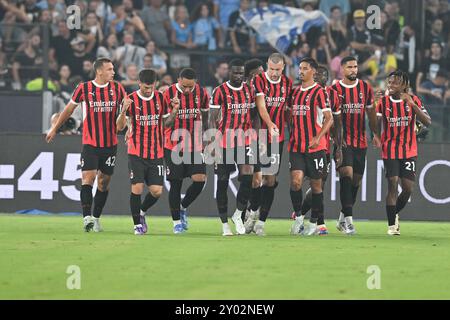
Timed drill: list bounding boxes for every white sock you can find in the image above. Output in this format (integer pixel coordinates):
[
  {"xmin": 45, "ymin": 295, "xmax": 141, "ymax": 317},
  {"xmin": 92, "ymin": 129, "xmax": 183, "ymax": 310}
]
[
  {"xmin": 93, "ymin": 217, "xmax": 99, "ymax": 221},
  {"xmin": 173, "ymin": 220, "xmax": 181, "ymax": 226},
  {"xmin": 140, "ymin": 210, "xmax": 146, "ymax": 217},
  {"xmin": 134, "ymin": 224, "xmax": 142, "ymax": 228},
  {"xmin": 257, "ymin": 220, "xmax": 265, "ymax": 226},
  {"xmin": 345, "ymin": 216, "xmax": 353, "ymax": 225},
  {"xmin": 339, "ymin": 212, "xmax": 345, "ymax": 222},
  {"xmin": 232, "ymin": 209, "xmax": 243, "ymax": 219},
  {"xmin": 296, "ymin": 215, "xmax": 304, "ymax": 222},
  {"xmin": 222, "ymin": 222, "xmax": 230, "ymax": 228},
  {"xmin": 180, "ymin": 205, "xmax": 186, "ymax": 211}
]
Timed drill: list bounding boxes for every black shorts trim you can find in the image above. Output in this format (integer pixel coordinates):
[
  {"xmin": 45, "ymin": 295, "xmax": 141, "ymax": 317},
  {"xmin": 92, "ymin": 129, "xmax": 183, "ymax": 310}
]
[
  {"xmin": 164, "ymin": 149, "xmax": 206, "ymax": 181},
  {"xmin": 384, "ymin": 158, "xmax": 417, "ymax": 181},
  {"xmin": 289, "ymin": 150, "xmax": 328, "ymax": 179},
  {"xmin": 128, "ymin": 155, "xmax": 164, "ymax": 186},
  {"xmin": 340, "ymin": 146, "xmax": 367, "ymax": 175},
  {"xmin": 81, "ymin": 144, "xmax": 118, "ymax": 175}
]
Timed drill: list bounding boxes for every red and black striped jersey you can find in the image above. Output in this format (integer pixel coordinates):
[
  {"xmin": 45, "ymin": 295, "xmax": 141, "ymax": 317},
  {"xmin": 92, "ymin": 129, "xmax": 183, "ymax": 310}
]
[
  {"xmin": 126, "ymin": 90, "xmax": 165, "ymax": 159},
  {"xmin": 325, "ymin": 86, "xmax": 341, "ymax": 154},
  {"xmin": 288, "ymin": 83, "xmax": 331, "ymax": 153},
  {"xmin": 70, "ymin": 80, "xmax": 126, "ymax": 147},
  {"xmin": 331, "ymin": 79, "xmax": 374, "ymax": 149},
  {"xmin": 377, "ymin": 95, "xmax": 427, "ymax": 159},
  {"xmin": 210, "ymin": 81, "xmax": 256, "ymax": 148},
  {"xmin": 253, "ymin": 72, "xmax": 292, "ymax": 142},
  {"xmin": 162, "ymin": 83, "xmax": 209, "ymax": 152}
]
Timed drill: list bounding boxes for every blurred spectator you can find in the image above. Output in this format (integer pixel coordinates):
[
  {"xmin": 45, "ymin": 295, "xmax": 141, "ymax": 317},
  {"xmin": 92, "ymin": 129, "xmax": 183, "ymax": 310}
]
[
  {"xmin": 394, "ymin": 25, "xmax": 416, "ymax": 76},
  {"xmin": 11, "ymin": 33, "xmax": 43, "ymax": 90},
  {"xmin": 312, "ymin": 33, "xmax": 332, "ymax": 66},
  {"xmin": 140, "ymin": 0, "xmax": 171, "ymax": 47},
  {"xmin": 191, "ymin": 2, "xmax": 222, "ymax": 50},
  {"xmin": 330, "ymin": 45, "xmax": 351, "ymax": 80},
  {"xmin": 438, "ymin": 0, "xmax": 450, "ymax": 39},
  {"xmin": 67, "ymin": 36, "xmax": 91, "ymax": 79},
  {"xmin": 228, "ymin": 0, "xmax": 256, "ymax": 55},
  {"xmin": 380, "ymin": 4, "xmax": 401, "ymax": 47},
  {"xmin": 424, "ymin": 19, "xmax": 446, "ymax": 57},
  {"xmin": 97, "ymin": 33, "xmax": 119, "ymax": 60},
  {"xmin": 348, "ymin": 9, "xmax": 376, "ymax": 64},
  {"xmin": 115, "ymin": 33, "xmax": 146, "ymax": 73},
  {"xmin": 161, "ymin": 73, "xmax": 174, "ymax": 85},
  {"xmin": 121, "ymin": 63, "xmax": 140, "ymax": 93},
  {"xmin": 209, "ymin": 60, "xmax": 229, "ymax": 88},
  {"xmin": 418, "ymin": 70, "xmax": 449, "ymax": 106},
  {"xmin": 416, "ymin": 41, "xmax": 448, "ymax": 89},
  {"xmin": 0, "ymin": 37, "xmax": 7, "ymax": 90},
  {"xmin": 320, "ymin": 0, "xmax": 350, "ymax": 22},
  {"xmin": 81, "ymin": 59, "xmax": 93, "ymax": 82},
  {"xmin": 326, "ymin": 5, "xmax": 348, "ymax": 55},
  {"xmin": 123, "ymin": 0, "xmax": 150, "ymax": 44},
  {"xmin": 425, "ymin": 0, "xmax": 440, "ymax": 31},
  {"xmin": 109, "ymin": 3, "xmax": 127, "ymax": 40},
  {"xmin": 81, "ymin": 12, "xmax": 104, "ymax": 55},
  {"xmin": 51, "ymin": 20, "xmax": 75, "ymax": 68},
  {"xmin": 289, "ymin": 41, "xmax": 311, "ymax": 80},
  {"xmin": 171, "ymin": 5, "xmax": 194, "ymax": 49},
  {"xmin": 213, "ymin": 0, "xmax": 239, "ymax": 47},
  {"xmin": 55, "ymin": 64, "xmax": 74, "ymax": 97},
  {"xmin": 145, "ymin": 41, "xmax": 168, "ymax": 75}
]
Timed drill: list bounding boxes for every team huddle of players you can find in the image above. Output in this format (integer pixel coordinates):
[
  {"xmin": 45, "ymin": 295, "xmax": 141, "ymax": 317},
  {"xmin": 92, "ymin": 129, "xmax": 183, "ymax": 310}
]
[{"xmin": 46, "ymin": 53, "xmax": 431, "ymax": 237}]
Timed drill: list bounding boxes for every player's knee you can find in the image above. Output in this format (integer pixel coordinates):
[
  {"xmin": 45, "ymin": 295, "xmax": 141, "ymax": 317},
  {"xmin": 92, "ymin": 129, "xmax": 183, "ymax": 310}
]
[
  {"xmin": 132, "ymin": 184, "xmax": 144, "ymax": 195},
  {"xmin": 290, "ymin": 176, "xmax": 302, "ymax": 191},
  {"xmin": 263, "ymin": 175, "xmax": 276, "ymax": 187},
  {"xmin": 191, "ymin": 174, "xmax": 206, "ymax": 182},
  {"xmin": 252, "ymin": 174, "xmax": 262, "ymax": 188},
  {"xmin": 150, "ymin": 186, "xmax": 163, "ymax": 198},
  {"xmin": 310, "ymin": 180, "xmax": 322, "ymax": 193}
]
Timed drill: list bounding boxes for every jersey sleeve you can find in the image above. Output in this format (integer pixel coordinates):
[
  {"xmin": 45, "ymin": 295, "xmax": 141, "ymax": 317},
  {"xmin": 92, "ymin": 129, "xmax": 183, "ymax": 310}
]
[
  {"xmin": 70, "ymin": 83, "xmax": 84, "ymax": 105},
  {"xmin": 209, "ymin": 86, "xmax": 223, "ymax": 110},
  {"xmin": 253, "ymin": 75, "xmax": 266, "ymax": 97},
  {"xmin": 317, "ymin": 88, "xmax": 331, "ymax": 112},
  {"xmin": 201, "ymin": 88, "xmax": 210, "ymax": 112},
  {"xmin": 162, "ymin": 90, "xmax": 172, "ymax": 119},
  {"xmin": 332, "ymin": 90, "xmax": 341, "ymax": 115},
  {"xmin": 376, "ymin": 98, "xmax": 383, "ymax": 117},
  {"xmin": 365, "ymin": 83, "xmax": 374, "ymax": 108}
]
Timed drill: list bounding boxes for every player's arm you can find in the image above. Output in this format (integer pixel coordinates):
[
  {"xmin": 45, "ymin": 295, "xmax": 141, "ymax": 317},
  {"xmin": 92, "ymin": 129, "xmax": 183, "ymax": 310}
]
[
  {"xmin": 200, "ymin": 90, "xmax": 210, "ymax": 130},
  {"xmin": 164, "ymin": 96, "xmax": 180, "ymax": 128},
  {"xmin": 403, "ymin": 94, "xmax": 431, "ymax": 127},
  {"xmin": 116, "ymin": 95, "xmax": 132, "ymax": 131},
  {"xmin": 256, "ymin": 95, "xmax": 277, "ymax": 135},
  {"xmin": 45, "ymin": 101, "xmax": 78, "ymax": 143},
  {"xmin": 310, "ymin": 110, "xmax": 333, "ymax": 149}
]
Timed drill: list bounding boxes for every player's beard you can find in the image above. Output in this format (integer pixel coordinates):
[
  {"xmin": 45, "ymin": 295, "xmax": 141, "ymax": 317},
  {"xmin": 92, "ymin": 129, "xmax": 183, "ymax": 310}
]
[{"xmin": 346, "ymin": 74, "xmax": 357, "ymax": 81}]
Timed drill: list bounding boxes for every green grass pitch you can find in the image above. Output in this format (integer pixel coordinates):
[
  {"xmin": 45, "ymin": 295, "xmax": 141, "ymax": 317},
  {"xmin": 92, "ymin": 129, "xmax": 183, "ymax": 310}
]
[{"xmin": 1, "ymin": 214, "xmax": 450, "ymax": 299}]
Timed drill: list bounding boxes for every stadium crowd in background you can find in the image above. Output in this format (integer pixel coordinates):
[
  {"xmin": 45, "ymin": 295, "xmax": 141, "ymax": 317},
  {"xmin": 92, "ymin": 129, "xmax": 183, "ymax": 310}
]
[{"xmin": 0, "ymin": 0, "xmax": 449, "ymax": 132}]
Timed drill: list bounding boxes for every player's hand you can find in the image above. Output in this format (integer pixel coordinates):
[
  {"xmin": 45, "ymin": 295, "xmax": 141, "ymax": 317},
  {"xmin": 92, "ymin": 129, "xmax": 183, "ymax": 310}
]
[
  {"xmin": 372, "ymin": 134, "xmax": 381, "ymax": 149},
  {"xmin": 334, "ymin": 147, "xmax": 343, "ymax": 168},
  {"xmin": 268, "ymin": 122, "xmax": 279, "ymax": 137},
  {"xmin": 309, "ymin": 136, "xmax": 320, "ymax": 149},
  {"xmin": 122, "ymin": 96, "xmax": 132, "ymax": 113},
  {"xmin": 45, "ymin": 128, "xmax": 57, "ymax": 143},
  {"xmin": 375, "ymin": 89, "xmax": 385, "ymax": 101},
  {"xmin": 171, "ymin": 96, "xmax": 180, "ymax": 110},
  {"xmin": 125, "ymin": 127, "xmax": 132, "ymax": 144}
]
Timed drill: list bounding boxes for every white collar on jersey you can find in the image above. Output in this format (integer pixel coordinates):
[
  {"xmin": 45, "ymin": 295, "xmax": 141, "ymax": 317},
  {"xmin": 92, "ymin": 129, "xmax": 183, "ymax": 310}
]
[
  {"xmin": 226, "ymin": 81, "xmax": 243, "ymax": 91},
  {"xmin": 300, "ymin": 82, "xmax": 318, "ymax": 91},
  {"xmin": 339, "ymin": 79, "xmax": 359, "ymax": 88},
  {"xmin": 265, "ymin": 72, "xmax": 281, "ymax": 84},
  {"xmin": 390, "ymin": 96, "xmax": 403, "ymax": 103},
  {"xmin": 137, "ymin": 90, "xmax": 154, "ymax": 101},
  {"xmin": 92, "ymin": 80, "xmax": 110, "ymax": 88},
  {"xmin": 176, "ymin": 83, "xmax": 195, "ymax": 94}
]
